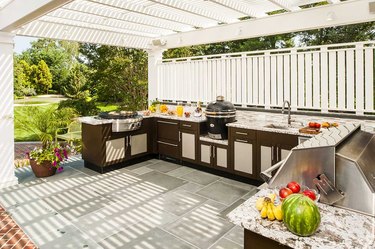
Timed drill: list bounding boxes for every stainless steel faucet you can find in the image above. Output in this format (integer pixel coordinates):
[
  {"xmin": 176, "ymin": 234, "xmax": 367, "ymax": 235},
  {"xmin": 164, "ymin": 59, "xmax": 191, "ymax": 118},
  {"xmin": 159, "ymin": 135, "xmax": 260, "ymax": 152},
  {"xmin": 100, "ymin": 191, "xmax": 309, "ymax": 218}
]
[{"xmin": 282, "ymin": 100, "xmax": 291, "ymax": 125}]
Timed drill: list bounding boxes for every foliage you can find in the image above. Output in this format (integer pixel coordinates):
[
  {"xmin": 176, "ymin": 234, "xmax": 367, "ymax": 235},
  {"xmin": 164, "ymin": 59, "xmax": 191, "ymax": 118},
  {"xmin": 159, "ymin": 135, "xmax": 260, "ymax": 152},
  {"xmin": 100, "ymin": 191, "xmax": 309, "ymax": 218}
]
[
  {"xmin": 80, "ymin": 44, "xmax": 148, "ymax": 110},
  {"xmin": 62, "ymin": 63, "xmax": 90, "ymax": 98},
  {"xmin": 30, "ymin": 60, "xmax": 53, "ymax": 94},
  {"xmin": 17, "ymin": 39, "xmax": 80, "ymax": 94},
  {"xmin": 27, "ymin": 142, "xmax": 72, "ymax": 172},
  {"xmin": 14, "ymin": 59, "xmax": 35, "ymax": 97},
  {"xmin": 15, "ymin": 106, "xmax": 78, "ymax": 147},
  {"xmin": 58, "ymin": 97, "xmax": 99, "ymax": 116}
]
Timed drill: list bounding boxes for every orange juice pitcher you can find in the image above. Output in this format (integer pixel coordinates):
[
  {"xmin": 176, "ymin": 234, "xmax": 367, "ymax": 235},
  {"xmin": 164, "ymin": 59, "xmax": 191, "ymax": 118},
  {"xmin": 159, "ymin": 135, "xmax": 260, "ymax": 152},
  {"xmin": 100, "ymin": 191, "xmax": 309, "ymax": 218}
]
[{"xmin": 176, "ymin": 102, "xmax": 184, "ymax": 117}]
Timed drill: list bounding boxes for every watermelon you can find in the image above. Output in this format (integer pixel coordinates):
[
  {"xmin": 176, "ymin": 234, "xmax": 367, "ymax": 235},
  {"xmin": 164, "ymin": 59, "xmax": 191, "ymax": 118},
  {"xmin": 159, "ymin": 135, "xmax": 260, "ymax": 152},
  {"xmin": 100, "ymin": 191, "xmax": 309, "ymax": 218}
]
[{"xmin": 282, "ymin": 194, "xmax": 321, "ymax": 236}]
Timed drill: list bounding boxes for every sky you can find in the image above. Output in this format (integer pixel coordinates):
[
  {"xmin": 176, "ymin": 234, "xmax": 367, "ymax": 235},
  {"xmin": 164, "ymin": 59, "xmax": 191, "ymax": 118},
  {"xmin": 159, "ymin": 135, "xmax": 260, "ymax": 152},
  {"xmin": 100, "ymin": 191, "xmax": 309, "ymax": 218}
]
[{"xmin": 14, "ymin": 36, "xmax": 37, "ymax": 54}]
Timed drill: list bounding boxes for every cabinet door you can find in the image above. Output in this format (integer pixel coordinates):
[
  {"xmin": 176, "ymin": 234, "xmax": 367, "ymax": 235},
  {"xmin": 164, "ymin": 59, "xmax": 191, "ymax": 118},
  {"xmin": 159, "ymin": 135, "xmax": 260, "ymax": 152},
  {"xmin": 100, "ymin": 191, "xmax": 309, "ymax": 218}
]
[
  {"xmin": 130, "ymin": 134, "xmax": 147, "ymax": 157},
  {"xmin": 106, "ymin": 138, "xmax": 126, "ymax": 162},
  {"xmin": 200, "ymin": 143, "xmax": 212, "ymax": 167},
  {"xmin": 280, "ymin": 149, "xmax": 290, "ymax": 161},
  {"xmin": 181, "ymin": 132, "xmax": 196, "ymax": 161},
  {"xmin": 215, "ymin": 146, "xmax": 227, "ymax": 168},
  {"xmin": 234, "ymin": 141, "xmax": 253, "ymax": 174},
  {"xmin": 260, "ymin": 145, "xmax": 273, "ymax": 173}
]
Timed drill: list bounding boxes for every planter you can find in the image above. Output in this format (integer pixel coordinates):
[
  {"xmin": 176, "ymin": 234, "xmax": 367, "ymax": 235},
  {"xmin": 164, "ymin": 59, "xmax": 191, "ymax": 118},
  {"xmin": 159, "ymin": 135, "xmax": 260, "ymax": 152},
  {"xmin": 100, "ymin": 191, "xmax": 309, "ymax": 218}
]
[{"xmin": 30, "ymin": 159, "xmax": 57, "ymax": 178}]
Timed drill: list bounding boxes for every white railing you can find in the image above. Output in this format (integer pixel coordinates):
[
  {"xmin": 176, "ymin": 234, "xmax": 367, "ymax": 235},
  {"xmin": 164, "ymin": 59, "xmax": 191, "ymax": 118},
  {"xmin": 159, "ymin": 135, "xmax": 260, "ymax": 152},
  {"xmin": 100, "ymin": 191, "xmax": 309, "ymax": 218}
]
[{"xmin": 157, "ymin": 41, "xmax": 375, "ymax": 115}]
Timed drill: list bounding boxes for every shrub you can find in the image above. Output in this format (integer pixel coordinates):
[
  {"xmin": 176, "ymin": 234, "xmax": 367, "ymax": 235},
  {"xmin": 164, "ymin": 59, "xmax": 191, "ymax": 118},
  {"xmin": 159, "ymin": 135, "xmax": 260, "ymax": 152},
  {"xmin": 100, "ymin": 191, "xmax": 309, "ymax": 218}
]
[{"xmin": 58, "ymin": 98, "xmax": 99, "ymax": 116}]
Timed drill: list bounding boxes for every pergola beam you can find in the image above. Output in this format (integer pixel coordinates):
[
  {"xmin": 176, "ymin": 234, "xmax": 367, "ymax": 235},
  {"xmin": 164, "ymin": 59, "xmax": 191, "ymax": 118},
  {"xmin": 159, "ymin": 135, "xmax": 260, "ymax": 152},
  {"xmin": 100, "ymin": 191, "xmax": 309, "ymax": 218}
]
[
  {"xmin": 0, "ymin": 0, "xmax": 73, "ymax": 32},
  {"xmin": 158, "ymin": 0, "xmax": 375, "ymax": 50}
]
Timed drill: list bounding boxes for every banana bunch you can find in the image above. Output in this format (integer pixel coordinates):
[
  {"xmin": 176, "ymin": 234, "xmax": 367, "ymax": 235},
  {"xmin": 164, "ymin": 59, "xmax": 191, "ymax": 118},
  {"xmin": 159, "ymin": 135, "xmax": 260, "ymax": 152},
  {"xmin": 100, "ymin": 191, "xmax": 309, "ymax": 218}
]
[{"xmin": 255, "ymin": 194, "xmax": 283, "ymax": 221}]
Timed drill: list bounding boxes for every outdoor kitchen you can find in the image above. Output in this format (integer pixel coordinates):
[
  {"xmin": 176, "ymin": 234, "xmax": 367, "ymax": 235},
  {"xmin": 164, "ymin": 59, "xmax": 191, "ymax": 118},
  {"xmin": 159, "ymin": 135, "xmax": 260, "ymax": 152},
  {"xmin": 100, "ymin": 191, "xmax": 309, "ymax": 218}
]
[{"xmin": 1, "ymin": 0, "xmax": 375, "ymax": 249}]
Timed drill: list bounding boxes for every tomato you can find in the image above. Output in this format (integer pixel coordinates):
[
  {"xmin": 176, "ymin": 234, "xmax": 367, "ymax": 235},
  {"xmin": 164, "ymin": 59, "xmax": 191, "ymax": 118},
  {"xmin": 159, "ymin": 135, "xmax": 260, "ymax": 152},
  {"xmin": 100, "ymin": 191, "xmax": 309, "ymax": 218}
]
[
  {"xmin": 308, "ymin": 122, "xmax": 316, "ymax": 128},
  {"xmin": 287, "ymin": 181, "xmax": 301, "ymax": 193},
  {"xmin": 279, "ymin": 187, "xmax": 293, "ymax": 199},
  {"xmin": 302, "ymin": 189, "xmax": 317, "ymax": 201},
  {"xmin": 314, "ymin": 123, "xmax": 321, "ymax": 129}
]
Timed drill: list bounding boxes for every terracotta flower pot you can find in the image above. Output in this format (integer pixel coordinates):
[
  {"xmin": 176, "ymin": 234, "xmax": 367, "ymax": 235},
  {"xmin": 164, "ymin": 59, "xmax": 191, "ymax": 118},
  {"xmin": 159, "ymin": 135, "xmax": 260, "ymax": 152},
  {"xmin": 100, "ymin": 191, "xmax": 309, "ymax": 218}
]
[{"xmin": 30, "ymin": 159, "xmax": 57, "ymax": 178}]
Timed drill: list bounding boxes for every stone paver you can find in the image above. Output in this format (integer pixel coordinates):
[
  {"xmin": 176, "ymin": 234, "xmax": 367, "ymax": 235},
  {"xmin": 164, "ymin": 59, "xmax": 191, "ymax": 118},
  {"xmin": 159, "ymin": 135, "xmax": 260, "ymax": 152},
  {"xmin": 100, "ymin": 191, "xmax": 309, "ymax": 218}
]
[{"xmin": 1, "ymin": 157, "xmax": 259, "ymax": 248}]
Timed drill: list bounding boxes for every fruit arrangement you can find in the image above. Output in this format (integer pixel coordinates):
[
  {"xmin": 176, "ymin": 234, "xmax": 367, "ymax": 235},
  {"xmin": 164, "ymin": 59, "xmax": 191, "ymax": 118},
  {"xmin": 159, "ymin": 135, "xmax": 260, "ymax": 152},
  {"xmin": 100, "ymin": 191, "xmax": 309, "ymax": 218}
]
[
  {"xmin": 282, "ymin": 194, "xmax": 321, "ymax": 236},
  {"xmin": 321, "ymin": 122, "xmax": 339, "ymax": 128},
  {"xmin": 308, "ymin": 122, "xmax": 321, "ymax": 129},
  {"xmin": 184, "ymin": 112, "xmax": 191, "ymax": 118},
  {"xmin": 255, "ymin": 194, "xmax": 283, "ymax": 221},
  {"xmin": 148, "ymin": 105, "xmax": 157, "ymax": 113},
  {"xmin": 160, "ymin": 104, "xmax": 168, "ymax": 113},
  {"xmin": 278, "ymin": 181, "xmax": 318, "ymax": 201}
]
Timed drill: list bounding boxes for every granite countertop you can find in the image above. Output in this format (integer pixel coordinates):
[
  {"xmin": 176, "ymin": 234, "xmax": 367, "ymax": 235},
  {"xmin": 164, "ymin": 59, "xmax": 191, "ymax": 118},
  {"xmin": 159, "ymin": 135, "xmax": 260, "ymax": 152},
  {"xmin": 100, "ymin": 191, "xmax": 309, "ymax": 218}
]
[
  {"xmin": 228, "ymin": 111, "xmax": 375, "ymax": 136},
  {"xmin": 227, "ymin": 188, "xmax": 375, "ymax": 249},
  {"xmin": 79, "ymin": 109, "xmax": 375, "ymax": 137}
]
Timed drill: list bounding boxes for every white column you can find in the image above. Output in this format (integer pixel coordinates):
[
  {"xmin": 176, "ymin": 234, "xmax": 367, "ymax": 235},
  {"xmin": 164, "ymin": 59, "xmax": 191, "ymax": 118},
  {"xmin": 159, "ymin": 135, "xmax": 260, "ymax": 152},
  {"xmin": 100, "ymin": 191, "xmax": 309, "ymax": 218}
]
[
  {"xmin": 0, "ymin": 32, "xmax": 18, "ymax": 188},
  {"xmin": 147, "ymin": 49, "xmax": 164, "ymax": 103}
]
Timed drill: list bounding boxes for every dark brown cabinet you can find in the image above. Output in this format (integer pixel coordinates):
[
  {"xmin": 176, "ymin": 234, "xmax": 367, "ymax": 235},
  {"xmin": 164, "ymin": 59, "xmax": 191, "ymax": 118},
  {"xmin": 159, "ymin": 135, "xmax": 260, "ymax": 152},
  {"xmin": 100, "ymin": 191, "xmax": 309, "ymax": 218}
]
[
  {"xmin": 199, "ymin": 141, "xmax": 228, "ymax": 170},
  {"xmin": 229, "ymin": 128, "xmax": 257, "ymax": 178},
  {"xmin": 156, "ymin": 119, "xmax": 180, "ymax": 159},
  {"xmin": 257, "ymin": 131, "xmax": 298, "ymax": 179}
]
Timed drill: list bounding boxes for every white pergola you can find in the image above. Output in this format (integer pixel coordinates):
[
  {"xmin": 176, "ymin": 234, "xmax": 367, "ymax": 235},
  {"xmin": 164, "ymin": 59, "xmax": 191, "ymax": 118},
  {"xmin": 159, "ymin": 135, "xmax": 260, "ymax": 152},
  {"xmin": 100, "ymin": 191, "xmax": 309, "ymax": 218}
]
[{"xmin": 0, "ymin": 0, "xmax": 374, "ymax": 188}]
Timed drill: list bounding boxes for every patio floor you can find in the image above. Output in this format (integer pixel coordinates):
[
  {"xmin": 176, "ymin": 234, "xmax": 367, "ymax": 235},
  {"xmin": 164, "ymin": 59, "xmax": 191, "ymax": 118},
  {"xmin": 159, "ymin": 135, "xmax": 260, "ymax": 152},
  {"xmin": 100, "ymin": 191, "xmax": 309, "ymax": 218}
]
[{"xmin": 0, "ymin": 157, "xmax": 258, "ymax": 249}]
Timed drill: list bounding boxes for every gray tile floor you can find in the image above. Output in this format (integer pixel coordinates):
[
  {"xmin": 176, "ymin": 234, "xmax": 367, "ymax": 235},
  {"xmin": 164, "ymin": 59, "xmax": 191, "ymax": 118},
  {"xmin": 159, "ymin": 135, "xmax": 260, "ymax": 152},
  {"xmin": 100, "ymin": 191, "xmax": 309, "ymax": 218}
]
[{"xmin": 0, "ymin": 157, "xmax": 259, "ymax": 249}]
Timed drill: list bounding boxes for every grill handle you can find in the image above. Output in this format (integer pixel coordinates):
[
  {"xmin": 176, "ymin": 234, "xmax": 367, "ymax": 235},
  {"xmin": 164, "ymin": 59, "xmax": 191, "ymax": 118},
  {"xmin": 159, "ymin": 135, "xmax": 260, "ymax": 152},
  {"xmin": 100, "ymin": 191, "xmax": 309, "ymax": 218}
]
[{"xmin": 260, "ymin": 160, "xmax": 284, "ymax": 183}]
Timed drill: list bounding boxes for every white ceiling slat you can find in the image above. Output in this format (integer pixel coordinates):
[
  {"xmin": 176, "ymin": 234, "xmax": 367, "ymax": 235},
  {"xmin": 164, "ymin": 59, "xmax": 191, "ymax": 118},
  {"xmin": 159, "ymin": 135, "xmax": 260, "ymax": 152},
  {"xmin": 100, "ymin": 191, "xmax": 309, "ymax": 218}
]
[
  {"xmin": 0, "ymin": 0, "xmax": 13, "ymax": 9},
  {"xmin": 266, "ymin": 0, "xmax": 301, "ymax": 12},
  {"xmin": 17, "ymin": 20, "xmax": 150, "ymax": 49},
  {"xmin": 65, "ymin": 1, "xmax": 191, "ymax": 32},
  {"xmin": 87, "ymin": 0, "xmax": 211, "ymax": 28},
  {"xmin": 207, "ymin": 0, "xmax": 268, "ymax": 18},
  {"xmin": 327, "ymin": 0, "xmax": 341, "ymax": 3},
  {"xmin": 40, "ymin": 15, "xmax": 158, "ymax": 38},
  {"xmin": 48, "ymin": 8, "xmax": 173, "ymax": 36},
  {"xmin": 148, "ymin": 0, "xmax": 237, "ymax": 24}
]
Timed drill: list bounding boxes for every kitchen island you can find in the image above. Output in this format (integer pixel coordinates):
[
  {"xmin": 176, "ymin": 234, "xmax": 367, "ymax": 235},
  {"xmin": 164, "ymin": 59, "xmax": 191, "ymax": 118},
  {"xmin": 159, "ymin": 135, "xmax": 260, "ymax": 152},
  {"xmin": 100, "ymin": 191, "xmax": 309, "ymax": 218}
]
[{"xmin": 227, "ymin": 188, "xmax": 375, "ymax": 249}]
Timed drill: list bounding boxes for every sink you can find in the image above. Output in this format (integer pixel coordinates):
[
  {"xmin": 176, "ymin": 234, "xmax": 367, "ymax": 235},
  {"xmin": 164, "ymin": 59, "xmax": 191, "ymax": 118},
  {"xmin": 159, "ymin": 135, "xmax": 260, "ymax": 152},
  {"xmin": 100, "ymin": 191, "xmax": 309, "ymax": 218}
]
[
  {"xmin": 264, "ymin": 124, "xmax": 289, "ymax": 130},
  {"xmin": 264, "ymin": 123, "xmax": 304, "ymax": 130}
]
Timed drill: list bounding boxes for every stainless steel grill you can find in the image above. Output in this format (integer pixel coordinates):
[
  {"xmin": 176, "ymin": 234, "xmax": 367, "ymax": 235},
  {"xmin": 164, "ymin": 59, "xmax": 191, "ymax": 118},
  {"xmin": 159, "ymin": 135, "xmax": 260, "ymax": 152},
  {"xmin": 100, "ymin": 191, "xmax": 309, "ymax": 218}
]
[
  {"xmin": 97, "ymin": 111, "xmax": 143, "ymax": 132},
  {"xmin": 262, "ymin": 124, "xmax": 375, "ymax": 217}
]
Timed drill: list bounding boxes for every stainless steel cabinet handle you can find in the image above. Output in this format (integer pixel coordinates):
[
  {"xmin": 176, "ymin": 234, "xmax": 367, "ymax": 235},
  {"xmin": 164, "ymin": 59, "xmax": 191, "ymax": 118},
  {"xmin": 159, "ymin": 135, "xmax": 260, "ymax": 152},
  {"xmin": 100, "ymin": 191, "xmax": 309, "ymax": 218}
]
[
  {"xmin": 157, "ymin": 120, "xmax": 178, "ymax": 125},
  {"xmin": 235, "ymin": 131, "xmax": 248, "ymax": 135},
  {"xmin": 213, "ymin": 146, "xmax": 215, "ymax": 158},
  {"xmin": 235, "ymin": 139, "xmax": 248, "ymax": 143},
  {"xmin": 271, "ymin": 146, "xmax": 274, "ymax": 162},
  {"xmin": 157, "ymin": 141, "xmax": 178, "ymax": 147},
  {"xmin": 179, "ymin": 131, "xmax": 181, "ymax": 142},
  {"xmin": 210, "ymin": 145, "xmax": 212, "ymax": 158},
  {"xmin": 129, "ymin": 135, "xmax": 132, "ymax": 146},
  {"xmin": 182, "ymin": 124, "xmax": 192, "ymax": 127}
]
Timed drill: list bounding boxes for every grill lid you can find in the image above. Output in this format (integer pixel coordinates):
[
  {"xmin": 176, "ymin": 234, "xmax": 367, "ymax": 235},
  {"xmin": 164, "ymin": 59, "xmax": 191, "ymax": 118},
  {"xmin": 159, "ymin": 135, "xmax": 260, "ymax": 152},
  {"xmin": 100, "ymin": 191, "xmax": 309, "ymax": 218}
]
[
  {"xmin": 206, "ymin": 96, "xmax": 236, "ymax": 114},
  {"xmin": 98, "ymin": 111, "xmax": 137, "ymax": 119}
]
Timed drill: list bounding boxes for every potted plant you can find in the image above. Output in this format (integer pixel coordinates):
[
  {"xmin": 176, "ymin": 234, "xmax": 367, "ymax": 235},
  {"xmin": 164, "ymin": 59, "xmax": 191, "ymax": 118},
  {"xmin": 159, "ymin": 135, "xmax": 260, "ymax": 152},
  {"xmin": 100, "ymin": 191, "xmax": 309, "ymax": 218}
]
[
  {"xmin": 27, "ymin": 142, "xmax": 71, "ymax": 177},
  {"xmin": 16, "ymin": 106, "xmax": 78, "ymax": 177}
]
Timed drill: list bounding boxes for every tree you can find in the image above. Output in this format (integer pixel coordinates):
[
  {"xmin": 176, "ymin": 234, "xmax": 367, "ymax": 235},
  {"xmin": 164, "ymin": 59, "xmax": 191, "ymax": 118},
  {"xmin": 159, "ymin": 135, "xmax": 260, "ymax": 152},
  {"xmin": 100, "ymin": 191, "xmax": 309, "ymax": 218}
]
[
  {"xmin": 62, "ymin": 63, "xmax": 90, "ymax": 98},
  {"xmin": 14, "ymin": 58, "xmax": 35, "ymax": 96},
  {"xmin": 18, "ymin": 39, "xmax": 80, "ymax": 93},
  {"xmin": 80, "ymin": 44, "xmax": 148, "ymax": 109},
  {"xmin": 30, "ymin": 60, "xmax": 52, "ymax": 94}
]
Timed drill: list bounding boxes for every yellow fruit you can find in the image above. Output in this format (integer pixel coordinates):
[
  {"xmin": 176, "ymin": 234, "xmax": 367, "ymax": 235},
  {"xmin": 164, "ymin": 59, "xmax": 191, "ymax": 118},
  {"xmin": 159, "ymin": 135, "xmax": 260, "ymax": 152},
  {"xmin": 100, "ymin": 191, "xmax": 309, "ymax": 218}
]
[
  {"xmin": 268, "ymin": 193, "xmax": 277, "ymax": 203},
  {"xmin": 273, "ymin": 204, "xmax": 283, "ymax": 221},
  {"xmin": 255, "ymin": 197, "xmax": 265, "ymax": 211},
  {"xmin": 321, "ymin": 122, "xmax": 330, "ymax": 128},
  {"xmin": 260, "ymin": 205, "xmax": 268, "ymax": 219},
  {"xmin": 267, "ymin": 203, "xmax": 275, "ymax": 221}
]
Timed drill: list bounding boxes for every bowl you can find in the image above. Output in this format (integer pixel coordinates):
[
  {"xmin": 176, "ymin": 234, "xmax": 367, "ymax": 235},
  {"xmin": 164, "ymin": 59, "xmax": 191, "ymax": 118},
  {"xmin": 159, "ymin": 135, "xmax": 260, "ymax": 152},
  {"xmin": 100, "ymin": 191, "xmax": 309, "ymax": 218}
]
[{"xmin": 274, "ymin": 185, "xmax": 320, "ymax": 203}]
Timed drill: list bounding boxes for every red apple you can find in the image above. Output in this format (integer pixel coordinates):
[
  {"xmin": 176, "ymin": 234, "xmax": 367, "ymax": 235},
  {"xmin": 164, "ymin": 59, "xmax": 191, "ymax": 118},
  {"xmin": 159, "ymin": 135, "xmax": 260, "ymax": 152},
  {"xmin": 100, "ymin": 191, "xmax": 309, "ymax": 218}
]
[
  {"xmin": 302, "ymin": 189, "xmax": 317, "ymax": 201},
  {"xmin": 287, "ymin": 181, "xmax": 301, "ymax": 193},
  {"xmin": 279, "ymin": 187, "xmax": 293, "ymax": 199}
]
